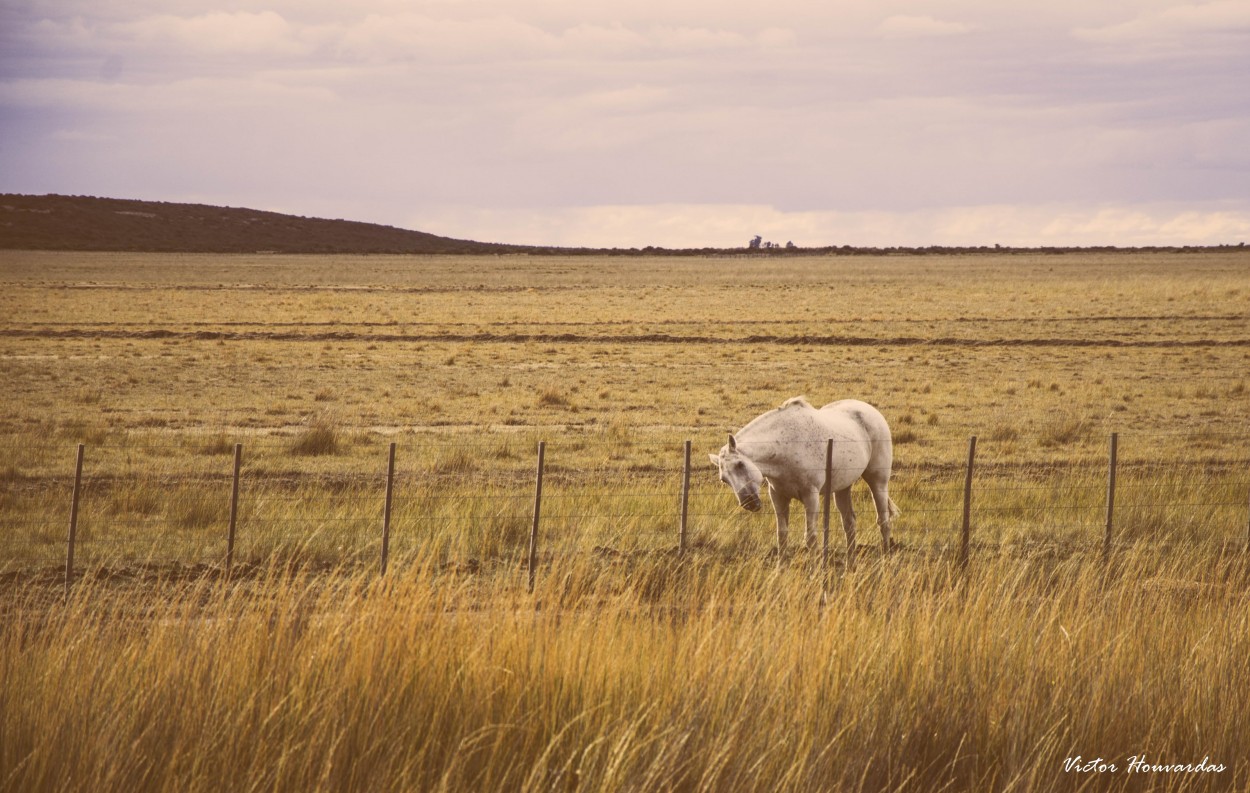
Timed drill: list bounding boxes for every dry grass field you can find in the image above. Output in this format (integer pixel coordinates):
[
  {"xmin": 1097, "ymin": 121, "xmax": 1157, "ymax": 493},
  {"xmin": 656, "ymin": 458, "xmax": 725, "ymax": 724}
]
[{"xmin": 2, "ymin": 249, "xmax": 1250, "ymax": 792}]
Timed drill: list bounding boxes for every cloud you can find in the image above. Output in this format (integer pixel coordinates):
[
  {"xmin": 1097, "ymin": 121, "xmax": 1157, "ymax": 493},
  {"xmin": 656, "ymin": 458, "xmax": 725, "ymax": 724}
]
[
  {"xmin": 1039, "ymin": 205, "xmax": 1250, "ymax": 244},
  {"xmin": 17, "ymin": 11, "xmax": 317, "ymax": 59},
  {"xmin": 0, "ymin": 74, "xmax": 335, "ymax": 113},
  {"xmin": 25, "ymin": 16, "xmax": 98, "ymax": 52},
  {"xmin": 335, "ymin": 13, "xmax": 554, "ymax": 62},
  {"xmin": 1073, "ymin": 1, "xmax": 1250, "ymax": 61},
  {"xmin": 878, "ymin": 15, "xmax": 972, "ymax": 39},
  {"xmin": 1075, "ymin": 1, "xmax": 1250, "ymax": 43},
  {"xmin": 561, "ymin": 23, "xmax": 649, "ymax": 56},
  {"xmin": 118, "ymin": 11, "xmax": 310, "ymax": 55},
  {"xmin": 649, "ymin": 26, "xmax": 749, "ymax": 51},
  {"xmin": 50, "ymin": 129, "xmax": 116, "ymax": 142},
  {"xmin": 756, "ymin": 27, "xmax": 798, "ymax": 49},
  {"xmin": 574, "ymin": 85, "xmax": 673, "ymax": 112},
  {"xmin": 327, "ymin": 14, "xmax": 772, "ymax": 64}
]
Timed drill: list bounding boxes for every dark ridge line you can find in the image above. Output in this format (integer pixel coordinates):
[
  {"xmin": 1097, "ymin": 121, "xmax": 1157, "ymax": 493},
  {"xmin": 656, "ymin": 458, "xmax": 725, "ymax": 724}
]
[
  {"xmin": 3, "ymin": 328, "xmax": 1249, "ymax": 348},
  {"xmin": 8, "ymin": 313, "xmax": 1249, "ymax": 329},
  {"xmin": 27, "ymin": 283, "xmax": 572, "ymax": 294}
]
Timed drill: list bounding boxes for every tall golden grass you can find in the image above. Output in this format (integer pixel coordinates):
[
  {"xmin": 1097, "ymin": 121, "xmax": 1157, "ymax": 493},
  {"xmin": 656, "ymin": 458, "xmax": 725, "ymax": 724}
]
[{"xmin": 2, "ymin": 545, "xmax": 1247, "ymax": 792}]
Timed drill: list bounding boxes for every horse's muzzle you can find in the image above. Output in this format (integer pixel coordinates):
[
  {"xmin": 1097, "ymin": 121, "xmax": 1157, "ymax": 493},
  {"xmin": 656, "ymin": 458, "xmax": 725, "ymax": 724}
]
[{"xmin": 739, "ymin": 493, "xmax": 762, "ymax": 512}]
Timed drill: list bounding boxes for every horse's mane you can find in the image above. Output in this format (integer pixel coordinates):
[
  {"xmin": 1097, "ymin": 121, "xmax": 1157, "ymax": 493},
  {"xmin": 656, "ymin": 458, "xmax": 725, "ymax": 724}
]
[
  {"xmin": 735, "ymin": 396, "xmax": 814, "ymax": 440},
  {"xmin": 779, "ymin": 396, "xmax": 812, "ymax": 410}
]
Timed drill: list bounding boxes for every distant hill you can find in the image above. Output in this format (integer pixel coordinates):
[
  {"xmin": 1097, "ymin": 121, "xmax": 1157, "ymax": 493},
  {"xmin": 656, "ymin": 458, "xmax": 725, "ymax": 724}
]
[
  {"xmin": 0, "ymin": 194, "xmax": 525, "ymax": 254},
  {"xmin": 2, "ymin": 193, "xmax": 1244, "ymax": 256}
]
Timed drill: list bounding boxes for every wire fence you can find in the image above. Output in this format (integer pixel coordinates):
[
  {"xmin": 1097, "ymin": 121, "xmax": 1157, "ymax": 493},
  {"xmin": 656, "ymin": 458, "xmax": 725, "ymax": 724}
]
[{"xmin": 2, "ymin": 429, "xmax": 1249, "ymax": 585}]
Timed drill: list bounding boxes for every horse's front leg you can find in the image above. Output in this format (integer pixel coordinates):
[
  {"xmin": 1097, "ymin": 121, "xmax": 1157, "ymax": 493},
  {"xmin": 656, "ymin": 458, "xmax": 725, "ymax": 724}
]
[
  {"xmin": 800, "ymin": 488, "xmax": 821, "ymax": 550},
  {"xmin": 767, "ymin": 483, "xmax": 791, "ymax": 553}
]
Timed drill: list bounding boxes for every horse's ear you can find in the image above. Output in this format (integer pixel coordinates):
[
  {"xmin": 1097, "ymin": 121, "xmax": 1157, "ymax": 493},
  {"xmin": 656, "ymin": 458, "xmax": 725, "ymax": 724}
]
[
  {"xmin": 707, "ymin": 453, "xmax": 720, "ymax": 467},
  {"xmin": 728, "ymin": 434, "xmax": 737, "ymax": 450}
]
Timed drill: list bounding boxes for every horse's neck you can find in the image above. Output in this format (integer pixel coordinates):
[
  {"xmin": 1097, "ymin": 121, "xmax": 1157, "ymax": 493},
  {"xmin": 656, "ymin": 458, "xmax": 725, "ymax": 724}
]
[
  {"xmin": 737, "ymin": 413, "xmax": 791, "ymax": 471},
  {"xmin": 739, "ymin": 407, "xmax": 786, "ymax": 439}
]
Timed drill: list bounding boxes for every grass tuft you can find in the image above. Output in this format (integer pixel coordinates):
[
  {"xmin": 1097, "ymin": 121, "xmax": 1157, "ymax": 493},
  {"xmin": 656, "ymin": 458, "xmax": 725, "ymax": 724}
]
[
  {"xmin": 537, "ymin": 389, "xmax": 571, "ymax": 408},
  {"xmin": 289, "ymin": 415, "xmax": 341, "ymax": 456},
  {"xmin": 198, "ymin": 433, "xmax": 235, "ymax": 456},
  {"xmin": 1038, "ymin": 411, "xmax": 1094, "ymax": 447}
]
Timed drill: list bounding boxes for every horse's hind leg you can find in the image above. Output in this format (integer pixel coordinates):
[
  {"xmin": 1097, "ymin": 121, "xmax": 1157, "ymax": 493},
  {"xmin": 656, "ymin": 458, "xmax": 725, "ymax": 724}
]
[
  {"xmin": 865, "ymin": 474, "xmax": 895, "ymax": 555},
  {"xmin": 834, "ymin": 488, "xmax": 856, "ymax": 570}
]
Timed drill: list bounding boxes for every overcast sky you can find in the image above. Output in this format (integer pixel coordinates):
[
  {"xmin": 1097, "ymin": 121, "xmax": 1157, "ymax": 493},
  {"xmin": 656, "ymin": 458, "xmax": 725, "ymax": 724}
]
[{"xmin": 2, "ymin": 1, "xmax": 1248, "ymax": 248}]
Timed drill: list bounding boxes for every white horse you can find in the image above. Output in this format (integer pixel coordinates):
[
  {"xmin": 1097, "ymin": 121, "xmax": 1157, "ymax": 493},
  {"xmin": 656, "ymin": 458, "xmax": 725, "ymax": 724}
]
[{"xmin": 709, "ymin": 396, "xmax": 899, "ymax": 561}]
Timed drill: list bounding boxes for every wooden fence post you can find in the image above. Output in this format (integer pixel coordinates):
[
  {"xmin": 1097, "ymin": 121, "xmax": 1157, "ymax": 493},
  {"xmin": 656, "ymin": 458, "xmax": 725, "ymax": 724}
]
[
  {"xmin": 65, "ymin": 443, "xmax": 84, "ymax": 598},
  {"xmin": 381, "ymin": 441, "xmax": 396, "ymax": 575},
  {"xmin": 822, "ymin": 438, "xmax": 833, "ymax": 568},
  {"xmin": 679, "ymin": 440, "xmax": 691, "ymax": 554},
  {"xmin": 527, "ymin": 441, "xmax": 546, "ymax": 594},
  {"xmin": 1104, "ymin": 432, "xmax": 1118, "ymax": 559},
  {"xmin": 960, "ymin": 436, "xmax": 977, "ymax": 569},
  {"xmin": 226, "ymin": 443, "xmax": 242, "ymax": 577}
]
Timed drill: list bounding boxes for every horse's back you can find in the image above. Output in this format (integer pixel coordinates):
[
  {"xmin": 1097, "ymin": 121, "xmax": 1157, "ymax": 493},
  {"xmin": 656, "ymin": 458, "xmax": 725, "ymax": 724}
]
[
  {"xmin": 818, "ymin": 400, "xmax": 891, "ymax": 441},
  {"xmin": 818, "ymin": 400, "xmax": 894, "ymax": 479}
]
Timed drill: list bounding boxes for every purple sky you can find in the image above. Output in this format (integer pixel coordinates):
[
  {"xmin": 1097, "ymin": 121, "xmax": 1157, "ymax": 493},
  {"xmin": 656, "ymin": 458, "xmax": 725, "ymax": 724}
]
[{"xmin": 2, "ymin": 1, "xmax": 1248, "ymax": 247}]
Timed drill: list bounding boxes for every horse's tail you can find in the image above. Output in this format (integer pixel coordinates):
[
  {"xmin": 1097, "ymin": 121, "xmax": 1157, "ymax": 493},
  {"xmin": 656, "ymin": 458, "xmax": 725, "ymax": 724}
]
[{"xmin": 887, "ymin": 497, "xmax": 901, "ymax": 521}]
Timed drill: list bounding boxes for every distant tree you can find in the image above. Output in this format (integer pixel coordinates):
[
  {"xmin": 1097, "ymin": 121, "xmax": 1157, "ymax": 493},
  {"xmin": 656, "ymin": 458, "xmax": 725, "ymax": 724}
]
[
  {"xmin": 749, "ymin": 235, "xmax": 762, "ymax": 249},
  {"xmin": 785, "ymin": 241, "xmax": 795, "ymax": 249}
]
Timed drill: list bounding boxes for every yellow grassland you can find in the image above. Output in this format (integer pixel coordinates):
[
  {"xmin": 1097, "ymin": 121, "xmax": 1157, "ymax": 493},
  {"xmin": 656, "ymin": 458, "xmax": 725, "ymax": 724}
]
[{"xmin": 2, "ymin": 250, "xmax": 1249, "ymax": 792}]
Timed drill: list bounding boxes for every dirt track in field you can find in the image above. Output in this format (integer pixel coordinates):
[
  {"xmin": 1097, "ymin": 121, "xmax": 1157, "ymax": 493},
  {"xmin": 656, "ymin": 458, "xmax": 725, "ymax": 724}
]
[{"xmin": 4, "ymin": 325, "xmax": 1249, "ymax": 348}]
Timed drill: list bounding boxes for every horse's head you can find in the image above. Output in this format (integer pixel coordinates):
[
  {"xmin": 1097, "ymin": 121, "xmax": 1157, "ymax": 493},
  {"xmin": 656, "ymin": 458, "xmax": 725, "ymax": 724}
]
[{"xmin": 708, "ymin": 434, "xmax": 764, "ymax": 512}]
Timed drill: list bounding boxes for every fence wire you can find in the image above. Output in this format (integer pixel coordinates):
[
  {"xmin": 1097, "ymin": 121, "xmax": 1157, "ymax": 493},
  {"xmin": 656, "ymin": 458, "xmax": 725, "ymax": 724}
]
[{"xmin": 2, "ymin": 431, "xmax": 1249, "ymax": 575}]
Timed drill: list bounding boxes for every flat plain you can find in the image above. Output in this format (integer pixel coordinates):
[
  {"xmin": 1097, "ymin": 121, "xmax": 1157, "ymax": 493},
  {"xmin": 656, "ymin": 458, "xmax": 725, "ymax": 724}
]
[
  {"xmin": 2, "ymin": 250, "xmax": 1249, "ymax": 792},
  {"xmin": 3, "ymin": 250, "xmax": 1247, "ymax": 440}
]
